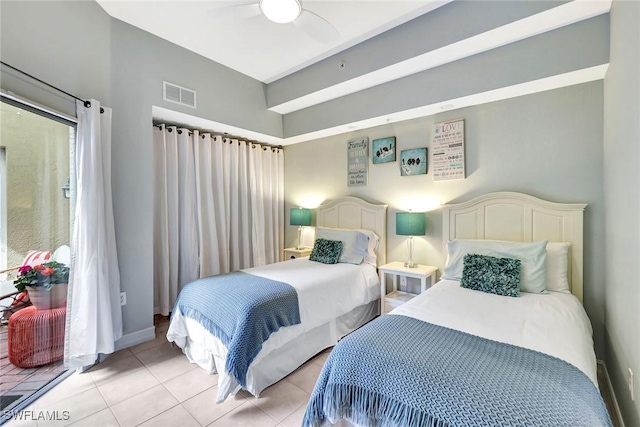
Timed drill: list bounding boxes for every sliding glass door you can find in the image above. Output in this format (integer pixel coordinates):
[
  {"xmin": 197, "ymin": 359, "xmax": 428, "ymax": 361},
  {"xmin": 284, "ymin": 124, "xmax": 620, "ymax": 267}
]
[{"xmin": 0, "ymin": 99, "xmax": 75, "ymax": 416}]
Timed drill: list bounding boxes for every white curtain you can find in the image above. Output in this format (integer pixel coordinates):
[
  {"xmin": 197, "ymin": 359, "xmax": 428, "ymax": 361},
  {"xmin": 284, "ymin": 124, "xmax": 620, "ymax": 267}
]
[
  {"xmin": 64, "ymin": 100, "xmax": 123, "ymax": 369},
  {"xmin": 153, "ymin": 126, "xmax": 284, "ymax": 316}
]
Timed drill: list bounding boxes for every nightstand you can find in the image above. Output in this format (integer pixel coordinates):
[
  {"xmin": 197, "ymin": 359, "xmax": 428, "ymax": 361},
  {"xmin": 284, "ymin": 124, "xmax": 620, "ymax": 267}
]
[
  {"xmin": 283, "ymin": 247, "xmax": 312, "ymax": 260},
  {"xmin": 378, "ymin": 262, "xmax": 438, "ymax": 314}
]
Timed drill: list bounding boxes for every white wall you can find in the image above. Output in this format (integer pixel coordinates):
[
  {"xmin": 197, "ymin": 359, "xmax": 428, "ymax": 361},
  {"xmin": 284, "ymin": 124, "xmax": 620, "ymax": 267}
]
[
  {"xmin": 603, "ymin": 0, "xmax": 640, "ymax": 425},
  {"xmin": 284, "ymin": 82, "xmax": 607, "ymax": 357}
]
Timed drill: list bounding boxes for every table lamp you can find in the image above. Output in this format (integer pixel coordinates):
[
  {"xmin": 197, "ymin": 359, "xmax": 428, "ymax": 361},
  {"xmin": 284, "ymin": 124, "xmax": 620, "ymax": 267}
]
[
  {"xmin": 396, "ymin": 211, "xmax": 426, "ymax": 268},
  {"xmin": 290, "ymin": 207, "xmax": 312, "ymax": 250}
]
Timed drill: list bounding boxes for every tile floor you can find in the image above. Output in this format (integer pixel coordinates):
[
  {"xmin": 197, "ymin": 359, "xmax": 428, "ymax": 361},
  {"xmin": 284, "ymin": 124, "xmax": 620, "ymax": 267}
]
[{"xmin": 4, "ymin": 320, "xmax": 329, "ymax": 427}]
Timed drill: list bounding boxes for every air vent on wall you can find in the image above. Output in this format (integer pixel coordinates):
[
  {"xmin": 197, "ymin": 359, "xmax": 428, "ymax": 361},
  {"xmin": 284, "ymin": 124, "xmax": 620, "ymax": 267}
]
[{"xmin": 163, "ymin": 81, "xmax": 196, "ymax": 108}]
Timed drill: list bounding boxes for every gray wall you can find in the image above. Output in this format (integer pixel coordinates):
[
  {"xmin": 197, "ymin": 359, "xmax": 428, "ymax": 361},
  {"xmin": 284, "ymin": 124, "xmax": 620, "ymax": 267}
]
[
  {"xmin": 603, "ymin": 0, "xmax": 640, "ymax": 425},
  {"xmin": 282, "ymin": 15, "xmax": 609, "ymax": 138},
  {"xmin": 267, "ymin": 1, "xmax": 568, "ymax": 108},
  {"xmin": 0, "ymin": 1, "xmax": 112, "ymax": 114},
  {"xmin": 284, "ymin": 82, "xmax": 607, "ymax": 357}
]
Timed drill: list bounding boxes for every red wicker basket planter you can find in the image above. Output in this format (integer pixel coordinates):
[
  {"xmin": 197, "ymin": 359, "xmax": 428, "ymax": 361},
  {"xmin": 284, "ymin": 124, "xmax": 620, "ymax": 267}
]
[{"xmin": 8, "ymin": 306, "xmax": 66, "ymax": 368}]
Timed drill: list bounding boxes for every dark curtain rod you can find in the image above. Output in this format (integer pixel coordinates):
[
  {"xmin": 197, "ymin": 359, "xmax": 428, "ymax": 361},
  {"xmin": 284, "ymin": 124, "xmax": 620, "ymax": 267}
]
[
  {"xmin": 154, "ymin": 123, "xmax": 283, "ymax": 150},
  {"xmin": 1, "ymin": 61, "xmax": 104, "ymax": 113}
]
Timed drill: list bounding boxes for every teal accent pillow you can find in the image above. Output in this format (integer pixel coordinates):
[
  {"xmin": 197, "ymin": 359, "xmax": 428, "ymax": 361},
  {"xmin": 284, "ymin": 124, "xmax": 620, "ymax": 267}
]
[
  {"xmin": 316, "ymin": 227, "xmax": 369, "ymax": 265},
  {"xmin": 443, "ymin": 239, "xmax": 547, "ymax": 294},
  {"xmin": 460, "ymin": 254, "xmax": 521, "ymax": 298},
  {"xmin": 309, "ymin": 238, "xmax": 344, "ymax": 264}
]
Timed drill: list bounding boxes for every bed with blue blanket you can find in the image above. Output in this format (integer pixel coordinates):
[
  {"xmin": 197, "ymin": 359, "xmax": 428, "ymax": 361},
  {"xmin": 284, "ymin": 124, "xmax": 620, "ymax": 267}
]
[
  {"xmin": 303, "ymin": 280, "xmax": 611, "ymax": 427},
  {"xmin": 167, "ymin": 256, "xmax": 380, "ymax": 402},
  {"xmin": 303, "ymin": 192, "xmax": 611, "ymax": 426},
  {"xmin": 166, "ymin": 197, "xmax": 387, "ymax": 403}
]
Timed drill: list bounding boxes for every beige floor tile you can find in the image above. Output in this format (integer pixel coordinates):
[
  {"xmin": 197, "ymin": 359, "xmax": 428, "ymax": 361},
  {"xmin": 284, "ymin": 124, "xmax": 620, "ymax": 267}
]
[
  {"xmin": 208, "ymin": 402, "xmax": 278, "ymax": 427},
  {"xmin": 67, "ymin": 408, "xmax": 119, "ymax": 427},
  {"xmin": 34, "ymin": 373, "xmax": 96, "ymax": 408},
  {"xmin": 138, "ymin": 404, "xmax": 199, "ymax": 427},
  {"xmin": 39, "ymin": 387, "xmax": 107, "ymax": 427},
  {"xmin": 280, "ymin": 402, "xmax": 310, "ymax": 427},
  {"xmin": 283, "ymin": 361, "xmax": 323, "ymax": 394},
  {"xmin": 129, "ymin": 331, "xmax": 167, "ymax": 355},
  {"xmin": 251, "ymin": 380, "xmax": 310, "ymax": 422},
  {"xmin": 145, "ymin": 352, "xmax": 198, "ymax": 383},
  {"xmin": 109, "ymin": 384, "xmax": 178, "ymax": 426},
  {"xmin": 97, "ymin": 367, "xmax": 160, "ymax": 406},
  {"xmin": 163, "ymin": 366, "xmax": 218, "ymax": 402},
  {"xmin": 87, "ymin": 354, "xmax": 144, "ymax": 387},
  {"xmin": 100, "ymin": 348, "xmax": 134, "ymax": 366},
  {"xmin": 182, "ymin": 386, "xmax": 249, "ymax": 426},
  {"xmin": 133, "ymin": 342, "xmax": 182, "ymax": 366}
]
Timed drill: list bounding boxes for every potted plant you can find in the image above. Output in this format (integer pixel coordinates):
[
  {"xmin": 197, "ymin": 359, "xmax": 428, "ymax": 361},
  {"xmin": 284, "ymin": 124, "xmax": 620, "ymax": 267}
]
[{"xmin": 14, "ymin": 261, "xmax": 70, "ymax": 310}]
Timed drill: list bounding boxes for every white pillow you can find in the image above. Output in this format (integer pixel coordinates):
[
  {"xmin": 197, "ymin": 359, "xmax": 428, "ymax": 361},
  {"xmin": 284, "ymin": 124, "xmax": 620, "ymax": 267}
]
[
  {"xmin": 356, "ymin": 229, "xmax": 380, "ymax": 266},
  {"xmin": 316, "ymin": 227, "xmax": 369, "ymax": 265},
  {"xmin": 546, "ymin": 242, "xmax": 571, "ymax": 293},
  {"xmin": 443, "ymin": 239, "xmax": 548, "ymax": 293}
]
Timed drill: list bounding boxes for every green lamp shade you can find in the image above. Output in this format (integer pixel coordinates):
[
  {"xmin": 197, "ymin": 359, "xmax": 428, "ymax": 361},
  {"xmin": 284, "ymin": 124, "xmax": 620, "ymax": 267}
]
[
  {"xmin": 396, "ymin": 212, "xmax": 426, "ymax": 236},
  {"xmin": 290, "ymin": 208, "xmax": 312, "ymax": 226}
]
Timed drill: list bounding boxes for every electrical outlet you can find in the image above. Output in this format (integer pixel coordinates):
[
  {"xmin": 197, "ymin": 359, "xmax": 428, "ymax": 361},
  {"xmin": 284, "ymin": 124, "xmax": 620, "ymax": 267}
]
[
  {"xmin": 400, "ymin": 276, "xmax": 408, "ymax": 288},
  {"xmin": 629, "ymin": 368, "xmax": 635, "ymax": 401},
  {"xmin": 120, "ymin": 292, "xmax": 127, "ymax": 306}
]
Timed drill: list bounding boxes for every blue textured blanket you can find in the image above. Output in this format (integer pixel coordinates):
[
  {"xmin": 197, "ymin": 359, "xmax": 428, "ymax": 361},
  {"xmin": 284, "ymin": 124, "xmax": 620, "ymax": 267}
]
[
  {"xmin": 173, "ymin": 271, "xmax": 300, "ymax": 388},
  {"xmin": 304, "ymin": 315, "xmax": 612, "ymax": 427}
]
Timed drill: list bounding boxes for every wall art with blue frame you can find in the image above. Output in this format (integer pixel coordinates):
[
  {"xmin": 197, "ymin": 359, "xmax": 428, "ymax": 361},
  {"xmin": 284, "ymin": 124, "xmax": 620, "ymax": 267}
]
[
  {"xmin": 400, "ymin": 147, "xmax": 428, "ymax": 176},
  {"xmin": 372, "ymin": 137, "xmax": 396, "ymax": 164}
]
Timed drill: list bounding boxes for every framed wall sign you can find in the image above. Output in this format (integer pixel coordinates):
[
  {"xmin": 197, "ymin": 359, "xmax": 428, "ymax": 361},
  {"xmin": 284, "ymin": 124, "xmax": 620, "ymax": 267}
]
[
  {"xmin": 400, "ymin": 147, "xmax": 428, "ymax": 176},
  {"xmin": 432, "ymin": 118, "xmax": 465, "ymax": 181},
  {"xmin": 372, "ymin": 137, "xmax": 396, "ymax": 164},
  {"xmin": 347, "ymin": 137, "xmax": 368, "ymax": 186}
]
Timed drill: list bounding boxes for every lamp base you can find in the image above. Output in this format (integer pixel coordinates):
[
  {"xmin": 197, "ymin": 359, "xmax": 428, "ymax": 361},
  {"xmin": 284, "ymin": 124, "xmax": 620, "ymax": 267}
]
[{"xmin": 404, "ymin": 261, "xmax": 418, "ymax": 268}]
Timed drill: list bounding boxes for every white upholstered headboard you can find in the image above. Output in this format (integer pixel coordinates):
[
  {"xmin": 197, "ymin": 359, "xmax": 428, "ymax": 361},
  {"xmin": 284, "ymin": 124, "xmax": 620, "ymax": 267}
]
[
  {"xmin": 316, "ymin": 197, "xmax": 388, "ymax": 266},
  {"xmin": 442, "ymin": 192, "xmax": 586, "ymax": 302}
]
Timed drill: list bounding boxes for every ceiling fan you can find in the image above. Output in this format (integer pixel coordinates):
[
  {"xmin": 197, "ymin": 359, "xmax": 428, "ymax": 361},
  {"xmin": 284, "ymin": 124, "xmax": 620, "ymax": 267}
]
[{"xmin": 212, "ymin": 0, "xmax": 339, "ymax": 44}]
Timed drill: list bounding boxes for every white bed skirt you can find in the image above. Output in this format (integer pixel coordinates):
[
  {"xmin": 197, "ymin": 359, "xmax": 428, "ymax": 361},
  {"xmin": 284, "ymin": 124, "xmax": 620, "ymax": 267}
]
[{"xmin": 168, "ymin": 298, "xmax": 379, "ymax": 402}]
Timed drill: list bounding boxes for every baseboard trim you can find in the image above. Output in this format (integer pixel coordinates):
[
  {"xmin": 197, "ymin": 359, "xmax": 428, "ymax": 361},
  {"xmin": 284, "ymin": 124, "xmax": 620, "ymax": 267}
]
[
  {"xmin": 115, "ymin": 326, "xmax": 156, "ymax": 351},
  {"xmin": 598, "ymin": 359, "xmax": 625, "ymax": 427}
]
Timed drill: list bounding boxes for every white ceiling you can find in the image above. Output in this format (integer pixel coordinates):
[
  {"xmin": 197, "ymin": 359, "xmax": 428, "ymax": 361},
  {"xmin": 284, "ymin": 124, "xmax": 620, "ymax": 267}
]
[{"xmin": 96, "ymin": 0, "xmax": 445, "ymax": 83}]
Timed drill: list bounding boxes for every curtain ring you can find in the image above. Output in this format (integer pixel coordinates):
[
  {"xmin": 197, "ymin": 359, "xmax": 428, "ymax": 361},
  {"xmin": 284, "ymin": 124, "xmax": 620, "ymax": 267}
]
[
  {"xmin": 178, "ymin": 129, "xmax": 182, "ymax": 135},
  {"xmin": 84, "ymin": 100, "xmax": 91, "ymax": 108},
  {"xmin": 168, "ymin": 128, "xmax": 173, "ymax": 133}
]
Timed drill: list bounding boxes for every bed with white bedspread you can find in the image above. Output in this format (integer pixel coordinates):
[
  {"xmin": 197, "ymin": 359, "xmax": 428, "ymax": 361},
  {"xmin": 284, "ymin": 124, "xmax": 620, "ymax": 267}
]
[
  {"xmin": 303, "ymin": 192, "xmax": 612, "ymax": 427},
  {"xmin": 167, "ymin": 196, "xmax": 387, "ymax": 403}
]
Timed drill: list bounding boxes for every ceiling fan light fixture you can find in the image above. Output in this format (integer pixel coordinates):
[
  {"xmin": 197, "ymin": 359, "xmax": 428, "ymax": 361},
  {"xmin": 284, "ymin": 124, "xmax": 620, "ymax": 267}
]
[{"xmin": 260, "ymin": 0, "xmax": 301, "ymax": 24}]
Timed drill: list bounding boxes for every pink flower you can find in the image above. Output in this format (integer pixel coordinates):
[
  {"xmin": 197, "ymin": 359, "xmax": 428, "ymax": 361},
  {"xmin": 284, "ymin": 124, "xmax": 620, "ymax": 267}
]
[{"xmin": 18, "ymin": 265, "xmax": 32, "ymax": 275}]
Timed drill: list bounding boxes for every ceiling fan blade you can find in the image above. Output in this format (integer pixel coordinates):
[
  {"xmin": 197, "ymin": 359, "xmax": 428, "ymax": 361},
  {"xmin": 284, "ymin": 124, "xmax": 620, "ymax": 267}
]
[
  {"xmin": 210, "ymin": 2, "xmax": 261, "ymax": 20},
  {"xmin": 294, "ymin": 9, "xmax": 339, "ymax": 44}
]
